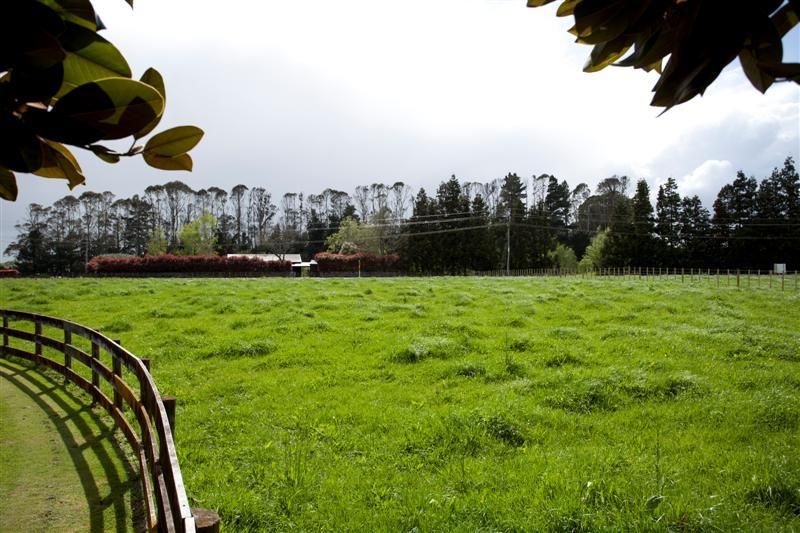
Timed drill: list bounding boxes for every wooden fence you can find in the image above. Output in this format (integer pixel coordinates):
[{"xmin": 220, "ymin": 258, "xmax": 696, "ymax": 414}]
[
  {"xmin": 473, "ymin": 267, "xmax": 799, "ymax": 289},
  {"xmin": 0, "ymin": 309, "xmax": 218, "ymax": 533}
]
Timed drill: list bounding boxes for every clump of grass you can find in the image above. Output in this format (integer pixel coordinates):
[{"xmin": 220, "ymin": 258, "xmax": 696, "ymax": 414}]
[
  {"xmin": 230, "ymin": 319, "xmax": 250, "ymax": 330},
  {"xmin": 504, "ymin": 353, "xmax": 525, "ymax": 377},
  {"xmin": 453, "ymin": 293, "xmax": 473, "ymax": 306},
  {"xmin": 507, "ymin": 317, "xmax": 528, "ymax": 328},
  {"xmin": 546, "ymin": 379, "xmax": 622, "ymax": 413},
  {"xmin": 203, "ymin": 339, "xmax": 277, "ymax": 359},
  {"xmin": 103, "ymin": 319, "xmax": 132, "ymax": 333},
  {"xmin": 549, "ymin": 327, "xmax": 581, "ymax": 340},
  {"xmin": 392, "ymin": 337, "xmax": 462, "ymax": 363},
  {"xmin": 507, "ymin": 336, "xmax": 531, "ymax": 353},
  {"xmin": 215, "ymin": 303, "xmax": 238, "ymax": 315},
  {"xmin": 482, "ymin": 414, "xmax": 525, "ymax": 447},
  {"xmin": 745, "ymin": 484, "xmax": 800, "ymax": 516},
  {"xmin": 454, "ymin": 363, "xmax": 486, "ymax": 378},
  {"xmin": 544, "ymin": 352, "xmax": 583, "ymax": 368}
]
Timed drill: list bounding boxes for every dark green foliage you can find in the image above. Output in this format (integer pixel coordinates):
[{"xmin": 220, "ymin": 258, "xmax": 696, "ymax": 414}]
[
  {"xmin": 526, "ymin": 0, "xmax": 799, "ymax": 109},
  {"xmin": 0, "ymin": 0, "xmax": 203, "ymax": 199}
]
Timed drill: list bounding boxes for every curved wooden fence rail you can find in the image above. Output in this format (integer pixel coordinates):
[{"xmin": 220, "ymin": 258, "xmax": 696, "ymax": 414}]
[{"xmin": 0, "ymin": 309, "xmax": 217, "ymax": 533}]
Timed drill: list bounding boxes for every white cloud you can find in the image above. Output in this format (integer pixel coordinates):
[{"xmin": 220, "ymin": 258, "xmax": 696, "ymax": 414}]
[{"xmin": 678, "ymin": 160, "xmax": 734, "ymax": 204}]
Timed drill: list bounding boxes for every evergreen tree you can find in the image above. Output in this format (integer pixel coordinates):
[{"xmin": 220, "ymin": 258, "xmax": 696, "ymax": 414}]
[{"xmin": 656, "ymin": 177, "xmax": 682, "ymax": 265}]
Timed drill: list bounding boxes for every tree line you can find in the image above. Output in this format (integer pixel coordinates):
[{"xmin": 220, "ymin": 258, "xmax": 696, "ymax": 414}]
[{"xmin": 4, "ymin": 157, "xmax": 798, "ymax": 274}]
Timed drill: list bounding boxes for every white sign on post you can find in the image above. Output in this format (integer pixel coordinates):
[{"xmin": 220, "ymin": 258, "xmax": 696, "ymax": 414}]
[{"xmin": 774, "ymin": 263, "xmax": 786, "ymax": 274}]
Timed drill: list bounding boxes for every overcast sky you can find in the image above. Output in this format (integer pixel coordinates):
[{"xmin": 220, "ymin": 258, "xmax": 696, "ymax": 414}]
[{"xmin": 1, "ymin": 0, "xmax": 799, "ymax": 259}]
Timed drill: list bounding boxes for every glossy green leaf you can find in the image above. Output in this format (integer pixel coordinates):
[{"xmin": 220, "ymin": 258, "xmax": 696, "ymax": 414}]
[
  {"xmin": 527, "ymin": 0, "xmax": 558, "ymax": 6},
  {"xmin": 144, "ymin": 126, "xmax": 204, "ymax": 157},
  {"xmin": 33, "ymin": 140, "xmax": 85, "ymax": 188},
  {"xmin": 556, "ymin": 0, "xmax": 580, "ymax": 18},
  {"xmin": 35, "ymin": 0, "xmax": 97, "ymax": 31},
  {"xmin": 88, "ymin": 144, "xmax": 121, "ymax": 164},
  {"xmin": 143, "ymin": 152, "xmax": 193, "ymax": 172},
  {"xmin": 135, "ymin": 68, "xmax": 166, "ymax": 139},
  {"xmin": 584, "ymin": 34, "xmax": 631, "ymax": 72},
  {"xmin": 51, "ymin": 77, "xmax": 164, "ymax": 140},
  {"xmin": 0, "ymin": 167, "xmax": 18, "ymax": 201},
  {"xmin": 55, "ymin": 22, "xmax": 132, "ymax": 100}
]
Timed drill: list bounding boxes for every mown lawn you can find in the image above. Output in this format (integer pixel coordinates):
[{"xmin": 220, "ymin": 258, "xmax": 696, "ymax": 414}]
[{"xmin": 1, "ymin": 276, "xmax": 799, "ymax": 531}]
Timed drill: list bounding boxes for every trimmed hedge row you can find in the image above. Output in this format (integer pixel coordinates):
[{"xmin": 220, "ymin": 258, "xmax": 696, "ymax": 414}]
[
  {"xmin": 87, "ymin": 255, "xmax": 292, "ymax": 274},
  {"xmin": 0, "ymin": 269, "xmax": 20, "ymax": 278},
  {"xmin": 313, "ymin": 252, "xmax": 401, "ymax": 272}
]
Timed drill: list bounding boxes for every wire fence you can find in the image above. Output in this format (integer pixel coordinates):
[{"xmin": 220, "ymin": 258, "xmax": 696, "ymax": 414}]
[{"xmin": 471, "ymin": 267, "xmax": 799, "ymax": 290}]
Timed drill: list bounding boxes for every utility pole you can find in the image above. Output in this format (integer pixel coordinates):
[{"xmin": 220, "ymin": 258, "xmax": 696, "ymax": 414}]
[{"xmin": 506, "ymin": 206, "xmax": 511, "ymax": 275}]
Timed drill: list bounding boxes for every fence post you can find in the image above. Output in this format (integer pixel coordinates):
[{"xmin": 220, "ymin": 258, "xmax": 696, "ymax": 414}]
[
  {"xmin": 63, "ymin": 329, "xmax": 72, "ymax": 382},
  {"xmin": 163, "ymin": 395, "xmax": 177, "ymax": 435},
  {"xmin": 716, "ymin": 269, "xmax": 719, "ymax": 288},
  {"xmin": 737, "ymin": 269, "xmax": 740, "ymax": 289},
  {"xmin": 681, "ymin": 268, "xmax": 684, "ymax": 283},
  {"xmin": 782, "ymin": 271, "xmax": 785, "ymax": 291},
  {"xmin": 91, "ymin": 342, "xmax": 100, "ymax": 400},
  {"xmin": 112, "ymin": 339, "xmax": 123, "ymax": 411},
  {"xmin": 34, "ymin": 320, "xmax": 42, "ymax": 357},
  {"xmin": 2, "ymin": 315, "xmax": 7, "ymax": 350},
  {"xmin": 769, "ymin": 270, "xmax": 773, "ymax": 289}
]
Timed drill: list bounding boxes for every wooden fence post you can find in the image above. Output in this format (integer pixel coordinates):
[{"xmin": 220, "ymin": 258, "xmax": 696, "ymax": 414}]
[
  {"xmin": 2, "ymin": 315, "xmax": 8, "ymax": 350},
  {"xmin": 737, "ymin": 269, "xmax": 740, "ymax": 289},
  {"xmin": 34, "ymin": 320, "xmax": 42, "ymax": 357},
  {"xmin": 163, "ymin": 396, "xmax": 177, "ymax": 435},
  {"xmin": 192, "ymin": 508, "xmax": 221, "ymax": 533},
  {"xmin": 91, "ymin": 342, "xmax": 100, "ymax": 401},
  {"xmin": 63, "ymin": 329, "xmax": 72, "ymax": 384},
  {"xmin": 112, "ymin": 339, "xmax": 123, "ymax": 411}
]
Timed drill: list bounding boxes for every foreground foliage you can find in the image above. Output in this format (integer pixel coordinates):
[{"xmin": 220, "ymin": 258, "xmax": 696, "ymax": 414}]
[
  {"xmin": 0, "ymin": 0, "xmax": 203, "ymax": 201},
  {"xmin": 1, "ymin": 277, "xmax": 799, "ymax": 530},
  {"xmin": 527, "ymin": 0, "xmax": 800, "ymax": 109}
]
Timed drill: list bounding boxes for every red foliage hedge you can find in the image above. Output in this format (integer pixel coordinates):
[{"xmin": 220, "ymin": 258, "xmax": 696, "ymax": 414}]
[
  {"xmin": 0, "ymin": 268, "xmax": 20, "ymax": 278},
  {"xmin": 87, "ymin": 255, "xmax": 291, "ymax": 274},
  {"xmin": 313, "ymin": 252, "xmax": 401, "ymax": 272}
]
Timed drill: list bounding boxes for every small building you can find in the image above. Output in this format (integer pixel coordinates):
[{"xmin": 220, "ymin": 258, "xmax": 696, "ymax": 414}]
[{"xmin": 226, "ymin": 254, "xmax": 317, "ymax": 276}]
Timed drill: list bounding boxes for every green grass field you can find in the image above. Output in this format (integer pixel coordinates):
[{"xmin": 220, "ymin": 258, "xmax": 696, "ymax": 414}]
[{"xmin": 1, "ymin": 276, "xmax": 799, "ymax": 531}]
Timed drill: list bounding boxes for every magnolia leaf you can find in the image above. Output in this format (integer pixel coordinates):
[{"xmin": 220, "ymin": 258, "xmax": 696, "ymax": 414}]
[
  {"xmin": 143, "ymin": 152, "xmax": 193, "ymax": 171},
  {"xmin": 135, "ymin": 68, "xmax": 166, "ymax": 139},
  {"xmin": 35, "ymin": 0, "xmax": 97, "ymax": 31},
  {"xmin": 144, "ymin": 126, "xmax": 204, "ymax": 157},
  {"xmin": 94, "ymin": 151, "xmax": 120, "ymax": 164},
  {"xmin": 556, "ymin": 0, "xmax": 579, "ymax": 18},
  {"xmin": 740, "ymin": 49, "xmax": 773, "ymax": 93},
  {"xmin": 584, "ymin": 34, "xmax": 632, "ymax": 73},
  {"xmin": 33, "ymin": 140, "xmax": 85, "ymax": 188},
  {"xmin": 0, "ymin": 115, "xmax": 43, "ymax": 173},
  {"xmin": 51, "ymin": 77, "xmax": 164, "ymax": 140},
  {"xmin": 756, "ymin": 61, "xmax": 800, "ymax": 82},
  {"xmin": 526, "ymin": 0, "xmax": 558, "ymax": 6},
  {"xmin": 54, "ymin": 22, "xmax": 132, "ymax": 100},
  {"xmin": 0, "ymin": 167, "xmax": 18, "ymax": 201},
  {"xmin": 88, "ymin": 143, "xmax": 121, "ymax": 163}
]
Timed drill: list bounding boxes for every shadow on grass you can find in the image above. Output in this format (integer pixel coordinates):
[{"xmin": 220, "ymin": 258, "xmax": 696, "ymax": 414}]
[{"xmin": 0, "ymin": 356, "xmax": 143, "ymax": 532}]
